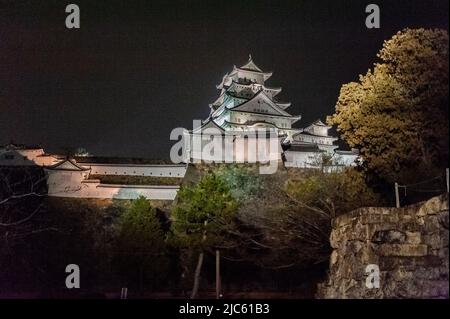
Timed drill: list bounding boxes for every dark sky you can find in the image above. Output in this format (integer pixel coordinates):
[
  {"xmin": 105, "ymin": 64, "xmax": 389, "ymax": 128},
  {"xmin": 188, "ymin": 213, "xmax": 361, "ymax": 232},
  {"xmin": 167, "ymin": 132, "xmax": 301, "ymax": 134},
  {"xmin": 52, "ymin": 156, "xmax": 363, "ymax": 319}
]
[{"xmin": 0, "ymin": 0, "xmax": 448, "ymax": 158}]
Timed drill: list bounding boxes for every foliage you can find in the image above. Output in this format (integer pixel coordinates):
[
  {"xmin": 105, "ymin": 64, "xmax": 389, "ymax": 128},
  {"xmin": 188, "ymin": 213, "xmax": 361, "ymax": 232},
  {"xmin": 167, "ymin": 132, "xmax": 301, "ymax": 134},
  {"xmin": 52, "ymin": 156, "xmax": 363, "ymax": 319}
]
[
  {"xmin": 171, "ymin": 173, "xmax": 238, "ymax": 251},
  {"xmin": 114, "ymin": 196, "xmax": 168, "ymax": 290},
  {"xmin": 171, "ymin": 172, "xmax": 238, "ymax": 297},
  {"xmin": 328, "ymin": 28, "xmax": 449, "ymax": 183},
  {"xmin": 215, "ymin": 165, "xmax": 263, "ymax": 202},
  {"xmin": 286, "ymin": 168, "xmax": 382, "ymax": 216},
  {"xmin": 226, "ymin": 168, "xmax": 382, "ymax": 269}
]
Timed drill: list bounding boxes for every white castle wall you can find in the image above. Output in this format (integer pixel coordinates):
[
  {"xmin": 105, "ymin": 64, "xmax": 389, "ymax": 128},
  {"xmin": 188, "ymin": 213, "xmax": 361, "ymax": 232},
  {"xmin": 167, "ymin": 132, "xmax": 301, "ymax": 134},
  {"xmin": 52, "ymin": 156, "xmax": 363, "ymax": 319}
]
[
  {"xmin": 284, "ymin": 150, "xmax": 359, "ymax": 169},
  {"xmin": 188, "ymin": 135, "xmax": 282, "ymax": 163},
  {"xmin": 293, "ymin": 134, "xmax": 334, "ymax": 146},
  {"xmin": 46, "ymin": 170, "xmax": 179, "ymax": 200},
  {"xmin": 333, "ymin": 152, "xmax": 358, "ymax": 166},
  {"xmin": 284, "ymin": 150, "xmax": 321, "ymax": 168},
  {"xmin": 82, "ymin": 163, "xmax": 187, "ymax": 177}
]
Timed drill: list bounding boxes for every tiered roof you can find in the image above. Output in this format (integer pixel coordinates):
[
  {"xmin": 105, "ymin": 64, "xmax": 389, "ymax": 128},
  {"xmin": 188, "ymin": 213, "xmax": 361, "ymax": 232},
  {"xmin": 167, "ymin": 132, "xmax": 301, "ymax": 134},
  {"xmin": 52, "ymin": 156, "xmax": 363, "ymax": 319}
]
[
  {"xmin": 239, "ymin": 54, "xmax": 263, "ymax": 72},
  {"xmin": 207, "ymin": 56, "xmax": 301, "ymax": 131},
  {"xmin": 216, "ymin": 55, "xmax": 273, "ymax": 89},
  {"xmin": 291, "ymin": 118, "xmax": 338, "ymax": 146}
]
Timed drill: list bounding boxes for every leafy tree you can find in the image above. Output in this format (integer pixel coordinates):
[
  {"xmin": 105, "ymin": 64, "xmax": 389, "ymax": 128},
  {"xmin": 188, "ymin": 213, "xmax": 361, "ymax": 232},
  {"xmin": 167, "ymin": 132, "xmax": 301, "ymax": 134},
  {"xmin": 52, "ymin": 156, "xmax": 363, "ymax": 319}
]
[
  {"xmin": 171, "ymin": 173, "xmax": 238, "ymax": 298},
  {"xmin": 114, "ymin": 196, "xmax": 168, "ymax": 293},
  {"xmin": 233, "ymin": 168, "xmax": 381, "ymax": 269},
  {"xmin": 215, "ymin": 165, "xmax": 263, "ymax": 202},
  {"xmin": 286, "ymin": 168, "xmax": 381, "ymax": 217},
  {"xmin": 328, "ymin": 28, "xmax": 449, "ymax": 184}
]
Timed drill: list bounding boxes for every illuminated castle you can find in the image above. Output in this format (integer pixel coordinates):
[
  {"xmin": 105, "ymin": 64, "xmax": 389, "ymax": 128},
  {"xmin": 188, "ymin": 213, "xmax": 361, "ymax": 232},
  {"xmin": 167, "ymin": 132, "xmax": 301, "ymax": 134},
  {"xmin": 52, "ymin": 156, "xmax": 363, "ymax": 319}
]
[{"xmin": 185, "ymin": 55, "xmax": 357, "ymax": 167}]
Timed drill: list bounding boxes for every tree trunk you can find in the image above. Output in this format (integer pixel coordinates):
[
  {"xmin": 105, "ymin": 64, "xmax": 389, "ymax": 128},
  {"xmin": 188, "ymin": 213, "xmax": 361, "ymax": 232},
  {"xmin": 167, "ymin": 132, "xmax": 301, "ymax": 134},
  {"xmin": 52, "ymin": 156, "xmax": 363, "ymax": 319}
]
[
  {"xmin": 190, "ymin": 251, "xmax": 204, "ymax": 299},
  {"xmin": 139, "ymin": 266, "xmax": 143, "ymax": 295}
]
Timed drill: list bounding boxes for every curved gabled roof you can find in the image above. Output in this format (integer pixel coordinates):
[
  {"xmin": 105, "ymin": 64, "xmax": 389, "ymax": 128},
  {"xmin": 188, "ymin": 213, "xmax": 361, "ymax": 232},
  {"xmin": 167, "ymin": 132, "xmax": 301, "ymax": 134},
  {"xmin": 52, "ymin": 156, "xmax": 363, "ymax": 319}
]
[
  {"xmin": 224, "ymin": 120, "xmax": 302, "ymax": 131},
  {"xmin": 293, "ymin": 131, "xmax": 338, "ymax": 140},
  {"xmin": 276, "ymin": 101, "xmax": 291, "ymax": 109},
  {"xmin": 310, "ymin": 119, "xmax": 331, "ymax": 128},
  {"xmin": 191, "ymin": 117, "xmax": 225, "ymax": 134},
  {"xmin": 233, "ymin": 65, "xmax": 273, "ymax": 80},
  {"xmin": 240, "ymin": 54, "xmax": 263, "ymax": 72},
  {"xmin": 228, "ymin": 90, "xmax": 295, "ymax": 118},
  {"xmin": 228, "ymin": 80, "xmax": 282, "ymax": 96},
  {"xmin": 46, "ymin": 158, "xmax": 90, "ymax": 171},
  {"xmin": 217, "ymin": 56, "xmax": 273, "ymax": 88}
]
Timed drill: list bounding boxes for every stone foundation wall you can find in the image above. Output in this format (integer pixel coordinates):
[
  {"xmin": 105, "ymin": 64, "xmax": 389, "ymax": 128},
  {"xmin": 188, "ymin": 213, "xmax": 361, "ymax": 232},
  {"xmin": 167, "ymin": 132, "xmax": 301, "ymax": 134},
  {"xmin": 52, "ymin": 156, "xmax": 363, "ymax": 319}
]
[{"xmin": 318, "ymin": 195, "xmax": 449, "ymax": 298}]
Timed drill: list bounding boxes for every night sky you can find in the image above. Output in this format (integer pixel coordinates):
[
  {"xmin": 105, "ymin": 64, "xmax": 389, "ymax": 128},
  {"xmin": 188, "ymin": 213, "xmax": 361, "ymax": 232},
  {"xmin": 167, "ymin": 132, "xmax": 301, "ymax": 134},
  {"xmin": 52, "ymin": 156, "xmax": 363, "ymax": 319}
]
[{"xmin": 0, "ymin": 0, "xmax": 448, "ymax": 158}]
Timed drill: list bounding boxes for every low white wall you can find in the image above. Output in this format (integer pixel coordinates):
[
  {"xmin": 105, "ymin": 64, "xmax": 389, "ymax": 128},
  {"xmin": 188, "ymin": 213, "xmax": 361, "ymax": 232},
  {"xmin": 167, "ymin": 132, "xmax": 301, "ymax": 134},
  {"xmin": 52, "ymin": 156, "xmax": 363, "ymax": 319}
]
[
  {"xmin": 284, "ymin": 150, "xmax": 320, "ymax": 168},
  {"xmin": 82, "ymin": 163, "xmax": 187, "ymax": 177},
  {"xmin": 189, "ymin": 136, "xmax": 282, "ymax": 163},
  {"xmin": 46, "ymin": 170, "xmax": 180, "ymax": 200},
  {"xmin": 333, "ymin": 153, "xmax": 358, "ymax": 166},
  {"xmin": 95, "ymin": 184, "xmax": 179, "ymax": 200},
  {"xmin": 285, "ymin": 151, "xmax": 359, "ymax": 168}
]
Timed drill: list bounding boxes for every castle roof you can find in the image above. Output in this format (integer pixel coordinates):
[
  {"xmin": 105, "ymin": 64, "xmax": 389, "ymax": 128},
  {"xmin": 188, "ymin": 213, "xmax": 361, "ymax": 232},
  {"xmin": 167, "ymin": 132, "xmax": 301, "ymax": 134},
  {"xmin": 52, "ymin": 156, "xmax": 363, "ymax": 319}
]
[
  {"xmin": 46, "ymin": 159, "xmax": 90, "ymax": 171},
  {"xmin": 217, "ymin": 56, "xmax": 273, "ymax": 89},
  {"xmin": 228, "ymin": 80, "xmax": 282, "ymax": 95},
  {"xmin": 310, "ymin": 119, "xmax": 331, "ymax": 128},
  {"xmin": 239, "ymin": 54, "xmax": 263, "ymax": 72},
  {"xmin": 229, "ymin": 90, "xmax": 298, "ymax": 120},
  {"xmin": 288, "ymin": 143, "xmax": 322, "ymax": 153},
  {"xmin": 293, "ymin": 131, "xmax": 337, "ymax": 139},
  {"xmin": 224, "ymin": 120, "xmax": 301, "ymax": 131},
  {"xmin": 191, "ymin": 117, "xmax": 225, "ymax": 134}
]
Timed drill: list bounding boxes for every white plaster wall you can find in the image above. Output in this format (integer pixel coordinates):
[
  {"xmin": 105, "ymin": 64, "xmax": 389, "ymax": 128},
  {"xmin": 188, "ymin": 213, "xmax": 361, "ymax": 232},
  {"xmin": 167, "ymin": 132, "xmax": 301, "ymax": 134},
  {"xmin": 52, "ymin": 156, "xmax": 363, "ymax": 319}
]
[
  {"xmin": 304, "ymin": 125, "xmax": 328, "ymax": 137},
  {"xmin": 82, "ymin": 163, "xmax": 187, "ymax": 177},
  {"xmin": 294, "ymin": 134, "xmax": 334, "ymax": 145},
  {"xmin": 317, "ymin": 144, "xmax": 339, "ymax": 154},
  {"xmin": 189, "ymin": 135, "xmax": 281, "ymax": 163},
  {"xmin": 333, "ymin": 153, "xmax": 358, "ymax": 166},
  {"xmin": 46, "ymin": 170, "xmax": 90, "ymax": 196},
  {"xmin": 46, "ymin": 170, "xmax": 179, "ymax": 200},
  {"xmin": 236, "ymin": 71, "xmax": 264, "ymax": 84},
  {"xmin": 228, "ymin": 112, "xmax": 288, "ymax": 129},
  {"xmin": 284, "ymin": 151, "xmax": 321, "ymax": 168},
  {"xmin": 285, "ymin": 151, "xmax": 359, "ymax": 169},
  {"xmin": 96, "ymin": 184, "xmax": 179, "ymax": 200}
]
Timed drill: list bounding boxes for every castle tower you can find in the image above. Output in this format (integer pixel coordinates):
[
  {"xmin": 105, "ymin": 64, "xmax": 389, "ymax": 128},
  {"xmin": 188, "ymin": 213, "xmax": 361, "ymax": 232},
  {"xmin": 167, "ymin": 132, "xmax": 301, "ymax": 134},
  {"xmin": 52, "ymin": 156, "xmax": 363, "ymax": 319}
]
[
  {"xmin": 206, "ymin": 55, "xmax": 301, "ymax": 141},
  {"xmin": 183, "ymin": 56, "xmax": 352, "ymax": 167}
]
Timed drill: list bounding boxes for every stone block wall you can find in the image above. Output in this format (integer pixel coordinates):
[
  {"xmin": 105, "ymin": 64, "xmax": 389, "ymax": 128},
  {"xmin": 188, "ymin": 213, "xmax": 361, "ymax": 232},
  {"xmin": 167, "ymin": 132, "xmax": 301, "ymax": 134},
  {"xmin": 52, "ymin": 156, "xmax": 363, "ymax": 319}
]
[{"xmin": 318, "ymin": 195, "xmax": 449, "ymax": 298}]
